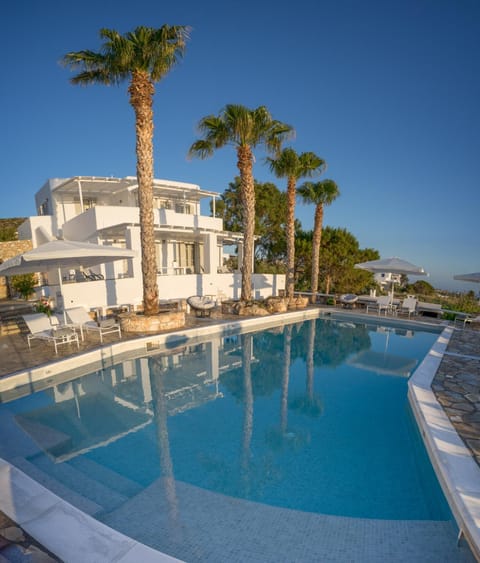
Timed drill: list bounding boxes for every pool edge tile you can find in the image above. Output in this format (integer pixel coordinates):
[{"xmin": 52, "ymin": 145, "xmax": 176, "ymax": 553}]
[{"xmin": 409, "ymin": 326, "xmax": 480, "ymax": 560}]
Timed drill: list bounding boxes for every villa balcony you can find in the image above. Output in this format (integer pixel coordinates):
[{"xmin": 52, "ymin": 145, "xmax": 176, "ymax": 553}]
[{"xmin": 61, "ymin": 206, "xmax": 223, "ymax": 240}]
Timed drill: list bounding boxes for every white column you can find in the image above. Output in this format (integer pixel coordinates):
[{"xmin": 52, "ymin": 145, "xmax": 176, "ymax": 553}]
[
  {"xmin": 236, "ymin": 242, "xmax": 243, "ymax": 273},
  {"xmin": 204, "ymin": 233, "xmax": 218, "ymax": 274},
  {"xmin": 76, "ymin": 179, "xmax": 84, "ymax": 213},
  {"xmin": 125, "ymin": 226, "xmax": 142, "ymax": 279}
]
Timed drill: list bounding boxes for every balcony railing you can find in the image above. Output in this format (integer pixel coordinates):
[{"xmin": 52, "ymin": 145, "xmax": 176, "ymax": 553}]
[{"xmin": 62, "ymin": 206, "xmax": 223, "ymax": 240}]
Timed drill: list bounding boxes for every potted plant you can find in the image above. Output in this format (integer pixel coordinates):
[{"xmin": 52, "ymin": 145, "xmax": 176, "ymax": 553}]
[
  {"xmin": 35, "ymin": 297, "xmax": 53, "ymax": 317},
  {"xmin": 10, "ymin": 274, "xmax": 37, "ymax": 301}
]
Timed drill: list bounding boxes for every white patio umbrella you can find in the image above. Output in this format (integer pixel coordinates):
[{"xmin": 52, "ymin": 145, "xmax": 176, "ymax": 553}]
[
  {"xmin": 348, "ymin": 350, "xmax": 417, "ymax": 377},
  {"xmin": 0, "ymin": 239, "xmax": 137, "ymax": 312},
  {"xmin": 354, "ymin": 257, "xmax": 427, "ymax": 298},
  {"xmin": 453, "ymin": 272, "xmax": 480, "ymax": 283}
]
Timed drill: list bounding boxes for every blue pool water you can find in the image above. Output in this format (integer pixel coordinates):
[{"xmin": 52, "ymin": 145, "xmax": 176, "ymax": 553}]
[{"xmin": 0, "ymin": 317, "xmax": 451, "ymax": 526}]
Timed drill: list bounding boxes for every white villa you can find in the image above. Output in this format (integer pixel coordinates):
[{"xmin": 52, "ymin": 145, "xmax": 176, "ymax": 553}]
[{"xmin": 17, "ymin": 176, "xmax": 285, "ymax": 313}]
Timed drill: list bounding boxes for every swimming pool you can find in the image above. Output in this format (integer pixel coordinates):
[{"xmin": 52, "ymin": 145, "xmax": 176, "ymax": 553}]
[{"xmin": 0, "ymin": 315, "xmax": 473, "ymax": 561}]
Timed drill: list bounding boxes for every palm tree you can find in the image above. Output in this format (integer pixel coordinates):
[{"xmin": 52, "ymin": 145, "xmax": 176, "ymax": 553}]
[
  {"xmin": 266, "ymin": 149, "xmax": 325, "ymax": 300},
  {"xmin": 297, "ymin": 180, "xmax": 340, "ymax": 301},
  {"xmin": 62, "ymin": 25, "xmax": 190, "ymax": 315},
  {"xmin": 189, "ymin": 105, "xmax": 293, "ymax": 301}
]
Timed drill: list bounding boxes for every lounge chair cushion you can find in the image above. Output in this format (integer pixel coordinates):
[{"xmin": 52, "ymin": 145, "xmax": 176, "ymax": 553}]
[
  {"xmin": 100, "ymin": 318, "xmax": 117, "ymax": 328},
  {"xmin": 188, "ymin": 296, "xmax": 215, "ymax": 309}
]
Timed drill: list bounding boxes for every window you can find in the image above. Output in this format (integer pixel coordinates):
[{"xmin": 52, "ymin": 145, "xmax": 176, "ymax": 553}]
[
  {"xmin": 154, "ymin": 197, "xmax": 172, "ymax": 209},
  {"xmin": 175, "ymin": 203, "xmax": 191, "ymax": 214},
  {"xmin": 38, "ymin": 200, "xmax": 49, "ymax": 216}
]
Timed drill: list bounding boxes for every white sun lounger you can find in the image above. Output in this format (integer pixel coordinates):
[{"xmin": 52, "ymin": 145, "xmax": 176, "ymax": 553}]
[
  {"xmin": 366, "ymin": 295, "xmax": 392, "ymax": 316},
  {"xmin": 23, "ymin": 313, "xmax": 79, "ymax": 355},
  {"xmin": 455, "ymin": 313, "xmax": 480, "ymax": 329},
  {"xmin": 416, "ymin": 302, "xmax": 443, "ymax": 318},
  {"xmin": 66, "ymin": 307, "xmax": 121, "ymax": 343},
  {"xmin": 398, "ymin": 297, "xmax": 417, "ymax": 318}
]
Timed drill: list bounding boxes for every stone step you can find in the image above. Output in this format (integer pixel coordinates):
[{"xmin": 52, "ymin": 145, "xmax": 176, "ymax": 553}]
[
  {"xmin": 0, "ymin": 318, "xmax": 21, "ymax": 336},
  {"xmin": 68, "ymin": 456, "xmax": 143, "ymax": 499},
  {"xmin": 24, "ymin": 454, "xmax": 129, "ymax": 514},
  {"xmin": 12, "ymin": 457, "xmax": 102, "ymax": 517},
  {"xmin": 0, "ymin": 304, "xmax": 38, "ymax": 335}
]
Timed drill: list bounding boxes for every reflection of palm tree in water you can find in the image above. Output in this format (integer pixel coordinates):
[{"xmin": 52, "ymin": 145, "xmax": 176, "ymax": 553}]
[
  {"xmin": 149, "ymin": 357, "xmax": 179, "ymax": 525},
  {"xmin": 280, "ymin": 324, "xmax": 293, "ymax": 434},
  {"xmin": 290, "ymin": 320, "xmax": 323, "ymax": 417},
  {"xmin": 266, "ymin": 324, "xmax": 308, "ymax": 450},
  {"xmin": 240, "ymin": 333, "xmax": 254, "ymax": 496}
]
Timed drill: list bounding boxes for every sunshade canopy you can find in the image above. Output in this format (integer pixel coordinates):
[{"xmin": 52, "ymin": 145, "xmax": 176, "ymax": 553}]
[
  {"xmin": 354, "ymin": 257, "xmax": 427, "ymax": 276},
  {"xmin": 453, "ymin": 272, "xmax": 480, "ymax": 283},
  {"xmin": 0, "ymin": 239, "xmax": 136, "ymax": 276}
]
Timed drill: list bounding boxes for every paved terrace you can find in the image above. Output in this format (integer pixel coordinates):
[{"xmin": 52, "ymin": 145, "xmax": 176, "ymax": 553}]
[{"xmin": 0, "ymin": 303, "xmax": 478, "ymax": 561}]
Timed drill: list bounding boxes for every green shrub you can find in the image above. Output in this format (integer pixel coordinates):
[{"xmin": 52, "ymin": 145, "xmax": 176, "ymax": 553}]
[{"xmin": 10, "ymin": 274, "xmax": 37, "ymax": 300}]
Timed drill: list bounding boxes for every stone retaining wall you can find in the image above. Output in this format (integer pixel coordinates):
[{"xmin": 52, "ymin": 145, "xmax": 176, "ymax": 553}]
[
  {"xmin": 0, "ymin": 240, "xmax": 33, "ymax": 299},
  {"xmin": 119, "ymin": 311, "xmax": 186, "ymax": 333}
]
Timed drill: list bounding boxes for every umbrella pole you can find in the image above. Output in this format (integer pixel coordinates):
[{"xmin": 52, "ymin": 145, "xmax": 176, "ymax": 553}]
[{"xmin": 57, "ymin": 267, "xmax": 67, "ymax": 323}]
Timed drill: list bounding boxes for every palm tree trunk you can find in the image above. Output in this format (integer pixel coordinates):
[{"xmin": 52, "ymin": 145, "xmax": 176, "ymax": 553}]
[
  {"xmin": 285, "ymin": 177, "xmax": 296, "ymax": 300},
  {"xmin": 129, "ymin": 71, "xmax": 159, "ymax": 315},
  {"xmin": 237, "ymin": 145, "xmax": 255, "ymax": 301},
  {"xmin": 311, "ymin": 204, "xmax": 324, "ymax": 299}
]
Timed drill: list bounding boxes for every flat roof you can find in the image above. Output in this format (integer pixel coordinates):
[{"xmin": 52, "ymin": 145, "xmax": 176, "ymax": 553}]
[{"xmin": 50, "ymin": 176, "xmax": 220, "ymax": 201}]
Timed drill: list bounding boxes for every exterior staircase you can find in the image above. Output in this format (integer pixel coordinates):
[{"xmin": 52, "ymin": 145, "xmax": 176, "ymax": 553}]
[{"xmin": 0, "ymin": 301, "xmax": 35, "ymax": 336}]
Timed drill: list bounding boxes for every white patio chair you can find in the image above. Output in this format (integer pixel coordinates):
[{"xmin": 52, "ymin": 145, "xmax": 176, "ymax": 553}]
[
  {"xmin": 65, "ymin": 307, "xmax": 121, "ymax": 343},
  {"xmin": 366, "ymin": 295, "xmax": 396, "ymax": 316},
  {"xmin": 398, "ymin": 297, "xmax": 418, "ymax": 318},
  {"xmin": 23, "ymin": 313, "xmax": 79, "ymax": 355},
  {"xmin": 455, "ymin": 314, "xmax": 480, "ymax": 330},
  {"xmin": 366, "ymin": 295, "xmax": 392, "ymax": 316}
]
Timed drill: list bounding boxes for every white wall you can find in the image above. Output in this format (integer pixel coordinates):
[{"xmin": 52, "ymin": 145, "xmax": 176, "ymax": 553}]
[
  {"xmin": 55, "ymin": 273, "xmax": 285, "ymax": 313},
  {"xmin": 18, "ymin": 216, "xmax": 54, "ymax": 245}
]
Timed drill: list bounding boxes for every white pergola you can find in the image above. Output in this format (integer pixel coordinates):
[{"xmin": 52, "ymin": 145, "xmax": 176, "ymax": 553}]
[{"xmin": 51, "ymin": 176, "xmax": 221, "ymax": 216}]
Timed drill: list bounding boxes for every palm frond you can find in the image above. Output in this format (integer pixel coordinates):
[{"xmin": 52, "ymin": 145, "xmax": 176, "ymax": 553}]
[
  {"xmin": 297, "ymin": 179, "xmax": 340, "ymax": 205},
  {"xmin": 62, "ymin": 24, "xmax": 190, "ymax": 87},
  {"xmin": 264, "ymin": 120, "xmax": 295, "ymax": 155},
  {"xmin": 197, "ymin": 115, "xmax": 229, "ymax": 148},
  {"xmin": 188, "ymin": 139, "xmax": 215, "ymax": 160},
  {"xmin": 298, "ymin": 152, "xmax": 326, "ymax": 177},
  {"xmin": 267, "ymin": 147, "xmax": 299, "ymax": 177}
]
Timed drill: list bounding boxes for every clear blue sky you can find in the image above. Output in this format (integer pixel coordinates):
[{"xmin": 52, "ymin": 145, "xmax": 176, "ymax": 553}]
[{"xmin": 2, "ymin": 0, "xmax": 479, "ymax": 292}]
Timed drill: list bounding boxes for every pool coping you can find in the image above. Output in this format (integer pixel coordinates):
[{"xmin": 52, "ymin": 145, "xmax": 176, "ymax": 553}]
[
  {"xmin": 408, "ymin": 325, "xmax": 480, "ymax": 561},
  {"xmin": 0, "ymin": 309, "xmax": 478, "ymax": 561}
]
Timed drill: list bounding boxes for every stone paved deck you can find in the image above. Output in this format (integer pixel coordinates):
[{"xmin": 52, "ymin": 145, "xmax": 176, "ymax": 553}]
[
  {"xmin": 0, "ymin": 304, "xmax": 478, "ymax": 561},
  {"xmin": 432, "ymin": 327, "xmax": 480, "ymax": 466}
]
